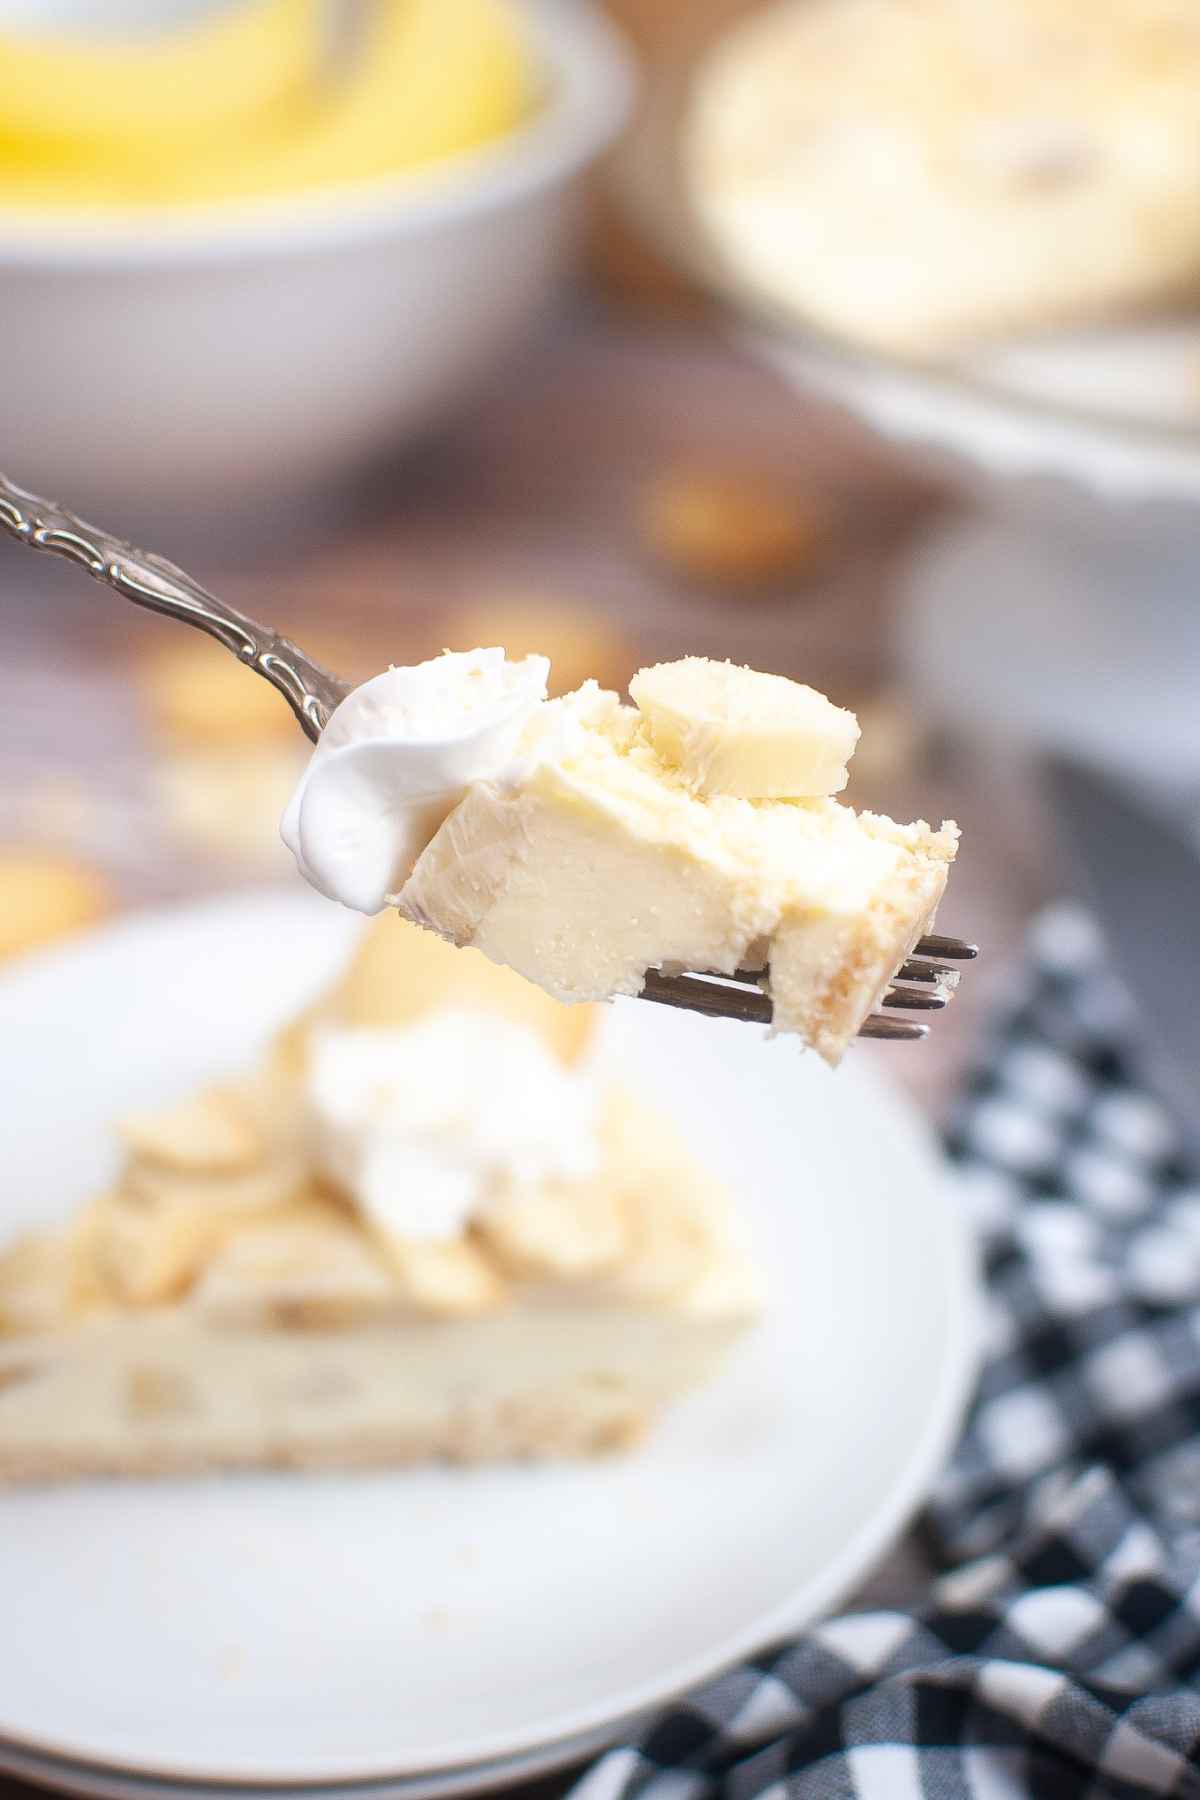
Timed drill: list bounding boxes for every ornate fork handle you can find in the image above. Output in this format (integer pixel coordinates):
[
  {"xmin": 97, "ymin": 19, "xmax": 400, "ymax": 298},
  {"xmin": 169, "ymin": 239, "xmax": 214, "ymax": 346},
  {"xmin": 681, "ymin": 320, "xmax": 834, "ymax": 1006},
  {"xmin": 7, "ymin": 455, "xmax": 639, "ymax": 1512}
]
[{"xmin": 0, "ymin": 472, "xmax": 350, "ymax": 743}]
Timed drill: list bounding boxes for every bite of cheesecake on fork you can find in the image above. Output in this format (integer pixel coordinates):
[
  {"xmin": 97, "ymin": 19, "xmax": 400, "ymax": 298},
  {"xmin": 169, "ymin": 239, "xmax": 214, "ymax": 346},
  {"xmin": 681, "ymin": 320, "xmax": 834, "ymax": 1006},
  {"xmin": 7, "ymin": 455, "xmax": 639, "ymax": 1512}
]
[
  {"xmin": 283, "ymin": 651, "xmax": 965, "ymax": 1065},
  {"xmin": 0, "ymin": 473, "xmax": 969, "ymax": 1061}
]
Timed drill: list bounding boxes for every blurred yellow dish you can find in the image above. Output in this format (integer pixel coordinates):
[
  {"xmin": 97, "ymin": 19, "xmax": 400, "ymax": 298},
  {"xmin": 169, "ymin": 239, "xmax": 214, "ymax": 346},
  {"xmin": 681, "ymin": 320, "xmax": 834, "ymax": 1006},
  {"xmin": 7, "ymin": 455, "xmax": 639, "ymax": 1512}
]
[{"xmin": 0, "ymin": 0, "xmax": 532, "ymax": 212}]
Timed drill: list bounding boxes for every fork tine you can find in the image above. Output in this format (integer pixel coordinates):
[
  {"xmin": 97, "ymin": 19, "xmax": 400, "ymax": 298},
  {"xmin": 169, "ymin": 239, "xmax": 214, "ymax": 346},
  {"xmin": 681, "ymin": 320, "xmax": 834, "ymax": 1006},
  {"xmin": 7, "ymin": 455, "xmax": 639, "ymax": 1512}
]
[
  {"xmin": 881, "ymin": 985, "xmax": 949, "ymax": 1012},
  {"xmin": 731, "ymin": 951, "xmax": 971, "ymax": 983},
  {"xmin": 639, "ymin": 968, "xmax": 773, "ymax": 1025},
  {"xmin": 916, "ymin": 934, "xmax": 978, "ymax": 959},
  {"xmin": 898, "ymin": 959, "xmax": 961, "ymax": 986},
  {"xmin": 860, "ymin": 1015, "xmax": 930, "ymax": 1041},
  {"xmin": 639, "ymin": 930, "xmax": 975, "ymax": 1036},
  {"xmin": 641, "ymin": 974, "xmax": 939, "ymax": 1036}
]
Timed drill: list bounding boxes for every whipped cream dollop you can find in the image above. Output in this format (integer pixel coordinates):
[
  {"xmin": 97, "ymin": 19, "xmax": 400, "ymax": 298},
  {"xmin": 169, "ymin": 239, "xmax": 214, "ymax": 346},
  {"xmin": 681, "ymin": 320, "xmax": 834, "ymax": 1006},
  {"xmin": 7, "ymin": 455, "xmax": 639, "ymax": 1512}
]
[
  {"xmin": 281, "ymin": 649, "xmax": 549, "ymax": 914},
  {"xmin": 307, "ymin": 1011, "xmax": 599, "ymax": 1242}
]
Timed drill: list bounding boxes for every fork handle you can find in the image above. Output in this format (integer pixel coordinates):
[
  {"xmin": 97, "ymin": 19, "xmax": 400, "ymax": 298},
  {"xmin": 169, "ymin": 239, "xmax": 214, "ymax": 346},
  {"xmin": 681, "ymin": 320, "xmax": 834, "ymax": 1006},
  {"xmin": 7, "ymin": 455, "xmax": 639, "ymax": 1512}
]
[{"xmin": 0, "ymin": 472, "xmax": 350, "ymax": 743}]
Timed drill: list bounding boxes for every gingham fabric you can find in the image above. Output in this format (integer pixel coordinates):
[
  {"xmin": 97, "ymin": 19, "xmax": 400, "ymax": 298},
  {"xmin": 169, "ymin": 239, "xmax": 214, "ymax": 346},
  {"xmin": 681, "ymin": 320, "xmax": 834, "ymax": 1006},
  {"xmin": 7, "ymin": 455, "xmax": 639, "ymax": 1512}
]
[{"xmin": 572, "ymin": 907, "xmax": 1200, "ymax": 1800}]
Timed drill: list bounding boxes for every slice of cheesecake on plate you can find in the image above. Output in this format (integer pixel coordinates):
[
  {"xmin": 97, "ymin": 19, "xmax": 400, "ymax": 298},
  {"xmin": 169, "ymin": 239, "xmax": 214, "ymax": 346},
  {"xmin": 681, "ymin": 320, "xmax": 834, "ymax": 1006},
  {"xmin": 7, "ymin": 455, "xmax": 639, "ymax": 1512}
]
[
  {"xmin": 0, "ymin": 919, "xmax": 759, "ymax": 1483},
  {"xmin": 283, "ymin": 652, "xmax": 959, "ymax": 1067}
]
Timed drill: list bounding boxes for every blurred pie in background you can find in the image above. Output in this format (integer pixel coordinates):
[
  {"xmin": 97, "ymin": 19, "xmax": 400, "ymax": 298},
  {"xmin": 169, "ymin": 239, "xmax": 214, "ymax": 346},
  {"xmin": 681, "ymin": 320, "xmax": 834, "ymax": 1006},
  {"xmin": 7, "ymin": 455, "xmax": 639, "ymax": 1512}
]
[{"xmin": 686, "ymin": 0, "xmax": 1200, "ymax": 352}]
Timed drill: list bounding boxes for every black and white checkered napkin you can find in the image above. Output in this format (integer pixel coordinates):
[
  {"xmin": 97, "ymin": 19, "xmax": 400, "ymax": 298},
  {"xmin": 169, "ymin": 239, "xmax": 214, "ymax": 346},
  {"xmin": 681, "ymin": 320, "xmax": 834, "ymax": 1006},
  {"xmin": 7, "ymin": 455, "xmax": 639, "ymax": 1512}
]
[{"xmin": 572, "ymin": 907, "xmax": 1200, "ymax": 1800}]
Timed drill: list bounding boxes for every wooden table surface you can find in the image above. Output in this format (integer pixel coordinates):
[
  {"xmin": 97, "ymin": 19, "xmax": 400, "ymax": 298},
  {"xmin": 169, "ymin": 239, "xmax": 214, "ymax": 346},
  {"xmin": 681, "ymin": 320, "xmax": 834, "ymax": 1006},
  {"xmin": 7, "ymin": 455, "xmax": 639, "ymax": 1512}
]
[{"xmin": 0, "ymin": 303, "xmax": 1053, "ymax": 1800}]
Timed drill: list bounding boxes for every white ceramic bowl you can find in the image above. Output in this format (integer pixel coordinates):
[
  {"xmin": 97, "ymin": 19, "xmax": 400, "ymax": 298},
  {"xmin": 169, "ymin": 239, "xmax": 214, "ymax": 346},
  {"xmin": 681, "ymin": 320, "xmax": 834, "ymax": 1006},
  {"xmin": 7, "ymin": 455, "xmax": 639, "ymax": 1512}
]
[{"xmin": 0, "ymin": 0, "xmax": 633, "ymax": 516}]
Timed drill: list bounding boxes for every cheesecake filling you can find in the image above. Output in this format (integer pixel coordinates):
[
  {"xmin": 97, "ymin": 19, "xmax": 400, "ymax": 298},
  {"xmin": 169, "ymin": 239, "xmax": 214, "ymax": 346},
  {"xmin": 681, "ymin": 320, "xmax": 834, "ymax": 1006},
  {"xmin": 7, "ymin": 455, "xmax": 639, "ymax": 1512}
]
[
  {"xmin": 281, "ymin": 651, "xmax": 868, "ymax": 921},
  {"xmin": 307, "ymin": 1010, "xmax": 600, "ymax": 1244}
]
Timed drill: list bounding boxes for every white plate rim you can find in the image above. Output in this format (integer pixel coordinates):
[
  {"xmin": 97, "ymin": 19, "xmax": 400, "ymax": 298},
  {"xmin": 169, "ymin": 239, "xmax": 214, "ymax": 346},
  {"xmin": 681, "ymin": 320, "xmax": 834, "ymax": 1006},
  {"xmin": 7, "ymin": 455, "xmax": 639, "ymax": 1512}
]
[
  {"xmin": 0, "ymin": 1716, "xmax": 638, "ymax": 1800},
  {"xmin": 0, "ymin": 891, "xmax": 980, "ymax": 1788}
]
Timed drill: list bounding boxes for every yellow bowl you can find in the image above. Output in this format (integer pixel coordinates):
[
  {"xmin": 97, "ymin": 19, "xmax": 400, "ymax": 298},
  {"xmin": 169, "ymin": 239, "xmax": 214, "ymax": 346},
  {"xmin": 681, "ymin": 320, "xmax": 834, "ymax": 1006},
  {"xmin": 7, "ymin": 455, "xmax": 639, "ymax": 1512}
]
[{"xmin": 0, "ymin": 0, "xmax": 633, "ymax": 517}]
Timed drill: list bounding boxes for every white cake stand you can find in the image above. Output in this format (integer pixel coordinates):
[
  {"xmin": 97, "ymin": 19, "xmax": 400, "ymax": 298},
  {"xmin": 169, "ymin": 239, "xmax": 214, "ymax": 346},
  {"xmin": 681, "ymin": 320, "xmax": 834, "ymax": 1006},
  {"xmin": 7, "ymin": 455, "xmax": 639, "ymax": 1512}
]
[{"xmin": 748, "ymin": 326, "xmax": 1200, "ymax": 790}]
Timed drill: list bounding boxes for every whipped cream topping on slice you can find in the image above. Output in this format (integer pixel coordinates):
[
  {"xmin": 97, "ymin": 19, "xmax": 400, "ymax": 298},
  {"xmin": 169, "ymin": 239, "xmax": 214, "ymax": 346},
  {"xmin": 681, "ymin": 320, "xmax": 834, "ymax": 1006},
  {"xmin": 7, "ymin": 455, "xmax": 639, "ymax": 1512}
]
[
  {"xmin": 281, "ymin": 649, "xmax": 549, "ymax": 914},
  {"xmin": 307, "ymin": 1011, "xmax": 599, "ymax": 1243}
]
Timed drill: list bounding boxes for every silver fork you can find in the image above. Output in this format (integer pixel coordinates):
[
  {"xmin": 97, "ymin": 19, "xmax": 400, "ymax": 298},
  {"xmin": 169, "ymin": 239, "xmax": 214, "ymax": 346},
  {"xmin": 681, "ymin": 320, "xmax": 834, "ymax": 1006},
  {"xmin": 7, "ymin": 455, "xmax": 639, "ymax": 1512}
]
[{"xmin": 0, "ymin": 471, "xmax": 975, "ymax": 1037}]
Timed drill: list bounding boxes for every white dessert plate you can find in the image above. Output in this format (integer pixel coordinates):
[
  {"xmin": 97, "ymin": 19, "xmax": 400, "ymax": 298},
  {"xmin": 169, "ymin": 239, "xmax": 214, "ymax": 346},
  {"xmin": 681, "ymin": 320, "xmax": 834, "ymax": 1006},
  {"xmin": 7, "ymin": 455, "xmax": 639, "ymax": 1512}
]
[
  {"xmin": 0, "ymin": 890, "xmax": 978, "ymax": 1790},
  {"xmin": 0, "ymin": 1718, "xmax": 630, "ymax": 1800}
]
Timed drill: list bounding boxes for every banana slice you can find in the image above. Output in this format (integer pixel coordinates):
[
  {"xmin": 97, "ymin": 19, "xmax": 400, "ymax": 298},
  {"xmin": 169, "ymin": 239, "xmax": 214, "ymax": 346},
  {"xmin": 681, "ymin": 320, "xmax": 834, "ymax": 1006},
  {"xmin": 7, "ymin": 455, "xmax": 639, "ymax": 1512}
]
[
  {"xmin": 630, "ymin": 658, "xmax": 860, "ymax": 799},
  {"xmin": 118, "ymin": 1085, "xmax": 265, "ymax": 1175}
]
